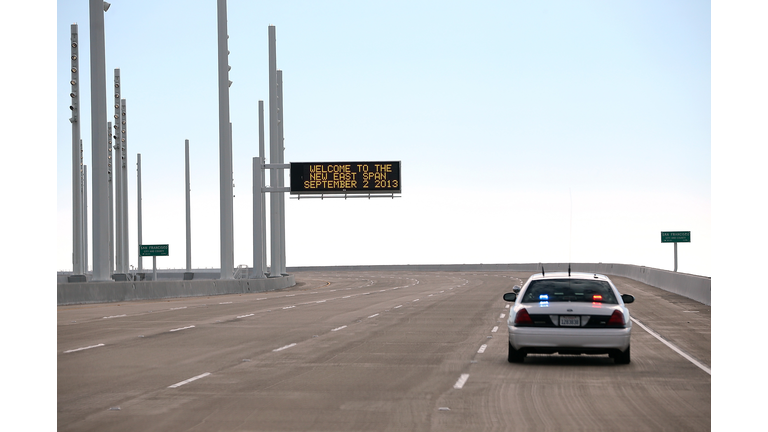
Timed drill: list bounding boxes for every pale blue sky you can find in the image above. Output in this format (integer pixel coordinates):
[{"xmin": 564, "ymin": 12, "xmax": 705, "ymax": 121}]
[{"xmin": 55, "ymin": 0, "xmax": 712, "ymax": 275}]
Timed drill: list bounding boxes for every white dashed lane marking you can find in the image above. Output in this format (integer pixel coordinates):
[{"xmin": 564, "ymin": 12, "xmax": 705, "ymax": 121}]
[
  {"xmin": 273, "ymin": 343, "xmax": 297, "ymax": 352},
  {"xmin": 453, "ymin": 374, "xmax": 470, "ymax": 389},
  {"xmin": 168, "ymin": 372, "xmax": 211, "ymax": 389},
  {"xmin": 64, "ymin": 343, "xmax": 105, "ymax": 354}
]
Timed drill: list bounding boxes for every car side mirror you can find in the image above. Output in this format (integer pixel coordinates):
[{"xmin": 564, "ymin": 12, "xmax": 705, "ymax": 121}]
[
  {"xmin": 503, "ymin": 292, "xmax": 517, "ymax": 302},
  {"xmin": 621, "ymin": 294, "xmax": 635, "ymax": 304},
  {"xmin": 512, "ymin": 285, "xmax": 521, "ymax": 293}
]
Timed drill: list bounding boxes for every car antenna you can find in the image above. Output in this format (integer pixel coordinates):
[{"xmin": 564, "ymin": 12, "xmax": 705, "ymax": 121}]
[
  {"xmin": 541, "ymin": 264, "xmax": 545, "ymax": 277},
  {"xmin": 568, "ymin": 264, "xmax": 571, "ymax": 276}
]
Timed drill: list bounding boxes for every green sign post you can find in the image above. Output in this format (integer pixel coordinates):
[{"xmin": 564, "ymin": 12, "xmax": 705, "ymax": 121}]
[
  {"xmin": 661, "ymin": 232, "xmax": 690, "ymax": 272},
  {"xmin": 139, "ymin": 244, "xmax": 168, "ymax": 280}
]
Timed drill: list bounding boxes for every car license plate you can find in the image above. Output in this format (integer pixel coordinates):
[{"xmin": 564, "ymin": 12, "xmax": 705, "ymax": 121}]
[{"xmin": 560, "ymin": 316, "xmax": 580, "ymax": 327}]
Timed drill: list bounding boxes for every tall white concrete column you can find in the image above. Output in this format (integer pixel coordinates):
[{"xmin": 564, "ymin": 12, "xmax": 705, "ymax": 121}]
[
  {"xmin": 89, "ymin": 0, "xmax": 111, "ymax": 281},
  {"xmin": 217, "ymin": 0, "xmax": 234, "ymax": 279}
]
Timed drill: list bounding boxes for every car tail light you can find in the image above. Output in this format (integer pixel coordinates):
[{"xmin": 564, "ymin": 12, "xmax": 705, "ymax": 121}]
[
  {"xmin": 606, "ymin": 310, "xmax": 625, "ymax": 327},
  {"xmin": 514, "ymin": 308, "xmax": 534, "ymax": 326}
]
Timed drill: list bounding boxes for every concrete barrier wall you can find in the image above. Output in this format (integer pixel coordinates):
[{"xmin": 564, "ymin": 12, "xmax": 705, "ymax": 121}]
[
  {"xmin": 288, "ymin": 263, "xmax": 711, "ymax": 306},
  {"xmin": 57, "ymin": 275, "xmax": 295, "ymax": 306},
  {"xmin": 57, "ymin": 262, "xmax": 710, "ymax": 306}
]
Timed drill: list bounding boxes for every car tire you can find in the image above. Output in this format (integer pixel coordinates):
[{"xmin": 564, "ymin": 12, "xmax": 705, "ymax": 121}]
[
  {"xmin": 508, "ymin": 342, "xmax": 526, "ymax": 363},
  {"xmin": 614, "ymin": 345, "xmax": 630, "ymax": 364}
]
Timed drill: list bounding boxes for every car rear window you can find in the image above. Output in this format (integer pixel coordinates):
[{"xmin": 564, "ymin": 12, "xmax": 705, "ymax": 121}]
[{"xmin": 521, "ymin": 279, "xmax": 618, "ymax": 304}]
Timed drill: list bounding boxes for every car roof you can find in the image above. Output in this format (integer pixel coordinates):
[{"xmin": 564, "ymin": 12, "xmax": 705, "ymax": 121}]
[{"xmin": 526, "ymin": 271, "xmax": 612, "ymax": 283}]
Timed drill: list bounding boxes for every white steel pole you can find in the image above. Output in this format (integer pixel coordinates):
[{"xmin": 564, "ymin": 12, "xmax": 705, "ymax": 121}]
[
  {"xmin": 277, "ymin": 70, "xmax": 286, "ymax": 275},
  {"xmin": 185, "ymin": 140, "xmax": 192, "ymax": 272},
  {"xmin": 674, "ymin": 242, "xmax": 678, "ymax": 272},
  {"xmin": 83, "ymin": 164, "xmax": 89, "ymax": 273},
  {"xmin": 137, "ymin": 153, "xmax": 143, "ymax": 271},
  {"xmin": 121, "ymin": 98, "xmax": 129, "ymax": 273},
  {"xmin": 268, "ymin": 25, "xmax": 280, "ymax": 278},
  {"xmin": 258, "ymin": 100, "xmax": 267, "ymax": 273},
  {"xmin": 217, "ymin": 0, "xmax": 234, "ymax": 279},
  {"xmin": 89, "ymin": 0, "xmax": 110, "ymax": 281},
  {"xmin": 81, "ymin": 140, "xmax": 87, "ymax": 272},
  {"xmin": 107, "ymin": 123, "xmax": 114, "ymax": 273},
  {"xmin": 70, "ymin": 23, "xmax": 84, "ymax": 276},
  {"xmin": 252, "ymin": 157, "xmax": 265, "ymax": 278},
  {"xmin": 113, "ymin": 69, "xmax": 123, "ymax": 274}
]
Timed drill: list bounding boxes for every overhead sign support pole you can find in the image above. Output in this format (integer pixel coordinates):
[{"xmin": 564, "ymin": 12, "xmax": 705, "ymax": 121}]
[
  {"xmin": 259, "ymin": 101, "xmax": 267, "ymax": 274},
  {"xmin": 277, "ymin": 69, "xmax": 287, "ymax": 275},
  {"xmin": 268, "ymin": 25, "xmax": 282, "ymax": 278},
  {"xmin": 252, "ymin": 157, "xmax": 266, "ymax": 278}
]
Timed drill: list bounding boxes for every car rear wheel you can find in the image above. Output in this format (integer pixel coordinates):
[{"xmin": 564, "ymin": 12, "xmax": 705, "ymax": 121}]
[
  {"xmin": 508, "ymin": 342, "xmax": 526, "ymax": 363},
  {"xmin": 614, "ymin": 345, "xmax": 630, "ymax": 364}
]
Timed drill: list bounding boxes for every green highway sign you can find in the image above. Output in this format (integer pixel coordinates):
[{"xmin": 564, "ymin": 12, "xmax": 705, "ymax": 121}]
[
  {"xmin": 140, "ymin": 244, "xmax": 169, "ymax": 257},
  {"xmin": 661, "ymin": 231, "xmax": 690, "ymax": 243}
]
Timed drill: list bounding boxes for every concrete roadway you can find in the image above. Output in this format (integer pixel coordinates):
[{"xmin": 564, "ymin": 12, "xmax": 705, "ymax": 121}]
[{"xmin": 57, "ymin": 271, "xmax": 711, "ymax": 431}]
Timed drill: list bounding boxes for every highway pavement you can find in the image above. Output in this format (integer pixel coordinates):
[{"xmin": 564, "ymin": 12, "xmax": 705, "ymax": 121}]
[{"xmin": 57, "ymin": 271, "xmax": 711, "ymax": 431}]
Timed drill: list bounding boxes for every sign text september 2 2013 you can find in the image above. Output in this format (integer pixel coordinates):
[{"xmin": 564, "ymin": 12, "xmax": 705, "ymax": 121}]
[{"xmin": 290, "ymin": 162, "xmax": 401, "ymax": 194}]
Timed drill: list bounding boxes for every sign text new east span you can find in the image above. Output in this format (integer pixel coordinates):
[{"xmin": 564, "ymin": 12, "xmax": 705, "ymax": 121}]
[{"xmin": 290, "ymin": 161, "xmax": 401, "ymax": 194}]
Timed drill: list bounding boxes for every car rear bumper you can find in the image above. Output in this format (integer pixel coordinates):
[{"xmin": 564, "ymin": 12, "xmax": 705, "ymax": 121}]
[{"xmin": 508, "ymin": 325, "xmax": 631, "ymax": 353}]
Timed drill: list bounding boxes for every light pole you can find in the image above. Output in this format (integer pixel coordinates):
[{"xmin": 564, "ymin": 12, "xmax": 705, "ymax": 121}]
[{"xmin": 69, "ymin": 23, "xmax": 85, "ymax": 281}]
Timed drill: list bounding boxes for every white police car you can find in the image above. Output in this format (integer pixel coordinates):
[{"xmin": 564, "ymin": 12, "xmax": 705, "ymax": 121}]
[{"xmin": 503, "ymin": 271, "xmax": 634, "ymax": 364}]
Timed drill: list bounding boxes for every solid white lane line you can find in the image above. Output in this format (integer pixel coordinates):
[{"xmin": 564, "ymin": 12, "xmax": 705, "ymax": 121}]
[
  {"xmin": 453, "ymin": 374, "xmax": 470, "ymax": 389},
  {"xmin": 478, "ymin": 344, "xmax": 487, "ymax": 354},
  {"xmin": 64, "ymin": 343, "xmax": 105, "ymax": 354},
  {"xmin": 168, "ymin": 372, "xmax": 211, "ymax": 389},
  {"xmin": 331, "ymin": 326, "xmax": 347, "ymax": 332},
  {"xmin": 169, "ymin": 325, "xmax": 195, "ymax": 332},
  {"xmin": 631, "ymin": 317, "xmax": 711, "ymax": 375},
  {"xmin": 273, "ymin": 343, "xmax": 297, "ymax": 352}
]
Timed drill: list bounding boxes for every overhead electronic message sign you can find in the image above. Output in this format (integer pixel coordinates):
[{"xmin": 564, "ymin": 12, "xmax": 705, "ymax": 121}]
[{"xmin": 290, "ymin": 161, "xmax": 401, "ymax": 195}]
